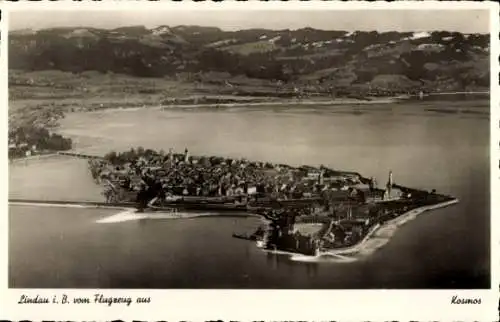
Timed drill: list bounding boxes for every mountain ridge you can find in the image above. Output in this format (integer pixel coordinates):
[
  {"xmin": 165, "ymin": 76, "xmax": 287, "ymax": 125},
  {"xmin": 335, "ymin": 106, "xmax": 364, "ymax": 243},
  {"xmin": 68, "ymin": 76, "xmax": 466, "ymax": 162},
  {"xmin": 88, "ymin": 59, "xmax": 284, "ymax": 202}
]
[{"xmin": 9, "ymin": 26, "xmax": 490, "ymax": 93}]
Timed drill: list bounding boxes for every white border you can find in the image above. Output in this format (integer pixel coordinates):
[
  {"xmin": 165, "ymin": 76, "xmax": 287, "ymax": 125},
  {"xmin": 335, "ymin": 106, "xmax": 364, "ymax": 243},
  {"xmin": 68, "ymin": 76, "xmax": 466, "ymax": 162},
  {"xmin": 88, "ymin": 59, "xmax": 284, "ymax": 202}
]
[{"xmin": 0, "ymin": 1, "xmax": 498, "ymax": 321}]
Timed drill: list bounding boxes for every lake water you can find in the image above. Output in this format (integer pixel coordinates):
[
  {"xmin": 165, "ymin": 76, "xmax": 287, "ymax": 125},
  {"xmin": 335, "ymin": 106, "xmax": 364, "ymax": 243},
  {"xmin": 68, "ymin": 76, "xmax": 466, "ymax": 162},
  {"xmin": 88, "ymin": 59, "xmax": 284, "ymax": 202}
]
[{"xmin": 9, "ymin": 99, "xmax": 490, "ymax": 288}]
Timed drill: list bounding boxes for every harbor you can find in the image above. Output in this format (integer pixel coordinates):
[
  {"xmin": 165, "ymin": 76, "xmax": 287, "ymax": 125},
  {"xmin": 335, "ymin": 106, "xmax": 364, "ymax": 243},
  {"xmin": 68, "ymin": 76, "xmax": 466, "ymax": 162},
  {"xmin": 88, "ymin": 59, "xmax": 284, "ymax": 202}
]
[
  {"xmin": 28, "ymin": 147, "xmax": 456, "ymax": 257},
  {"xmin": 8, "ymin": 190, "xmax": 459, "ymax": 258}
]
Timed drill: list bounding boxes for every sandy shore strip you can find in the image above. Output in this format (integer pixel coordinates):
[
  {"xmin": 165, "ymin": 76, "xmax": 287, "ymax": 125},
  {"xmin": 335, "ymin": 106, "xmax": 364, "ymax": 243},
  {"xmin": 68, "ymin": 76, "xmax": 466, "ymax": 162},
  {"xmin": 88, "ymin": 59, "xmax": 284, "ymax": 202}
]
[
  {"xmin": 321, "ymin": 198, "xmax": 459, "ymax": 257},
  {"xmin": 76, "ymin": 96, "xmax": 405, "ymax": 115},
  {"xmin": 162, "ymin": 97, "xmax": 403, "ymax": 108}
]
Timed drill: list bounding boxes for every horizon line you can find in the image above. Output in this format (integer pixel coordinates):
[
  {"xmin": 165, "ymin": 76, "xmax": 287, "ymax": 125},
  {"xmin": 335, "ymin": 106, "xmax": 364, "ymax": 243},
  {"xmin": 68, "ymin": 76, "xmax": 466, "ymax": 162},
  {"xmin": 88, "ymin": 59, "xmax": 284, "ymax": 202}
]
[{"xmin": 9, "ymin": 24, "xmax": 491, "ymax": 35}]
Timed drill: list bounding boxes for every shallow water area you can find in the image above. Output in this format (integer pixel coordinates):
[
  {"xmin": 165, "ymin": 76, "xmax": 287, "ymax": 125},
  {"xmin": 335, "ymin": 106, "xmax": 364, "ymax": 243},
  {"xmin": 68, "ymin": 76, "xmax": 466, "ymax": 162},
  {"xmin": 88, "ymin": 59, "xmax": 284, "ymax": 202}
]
[{"xmin": 9, "ymin": 99, "xmax": 490, "ymax": 288}]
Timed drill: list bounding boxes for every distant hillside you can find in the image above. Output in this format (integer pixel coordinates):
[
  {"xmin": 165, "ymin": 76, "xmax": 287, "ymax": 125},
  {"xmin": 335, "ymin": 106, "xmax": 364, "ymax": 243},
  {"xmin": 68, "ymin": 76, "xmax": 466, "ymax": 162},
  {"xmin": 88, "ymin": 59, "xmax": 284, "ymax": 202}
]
[{"xmin": 9, "ymin": 26, "xmax": 490, "ymax": 92}]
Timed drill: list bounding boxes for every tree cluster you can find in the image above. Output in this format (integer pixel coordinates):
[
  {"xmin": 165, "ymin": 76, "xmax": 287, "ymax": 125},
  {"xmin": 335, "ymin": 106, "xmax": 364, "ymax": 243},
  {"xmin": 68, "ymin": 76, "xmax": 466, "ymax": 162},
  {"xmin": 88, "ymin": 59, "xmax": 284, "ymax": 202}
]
[
  {"xmin": 104, "ymin": 146, "xmax": 164, "ymax": 165},
  {"xmin": 9, "ymin": 125, "xmax": 72, "ymax": 158}
]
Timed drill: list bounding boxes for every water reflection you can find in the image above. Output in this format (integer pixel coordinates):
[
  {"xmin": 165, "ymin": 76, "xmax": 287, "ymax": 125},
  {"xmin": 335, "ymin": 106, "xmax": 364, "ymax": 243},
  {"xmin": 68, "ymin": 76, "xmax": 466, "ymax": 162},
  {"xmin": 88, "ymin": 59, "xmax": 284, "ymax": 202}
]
[{"xmin": 306, "ymin": 262, "xmax": 318, "ymax": 278}]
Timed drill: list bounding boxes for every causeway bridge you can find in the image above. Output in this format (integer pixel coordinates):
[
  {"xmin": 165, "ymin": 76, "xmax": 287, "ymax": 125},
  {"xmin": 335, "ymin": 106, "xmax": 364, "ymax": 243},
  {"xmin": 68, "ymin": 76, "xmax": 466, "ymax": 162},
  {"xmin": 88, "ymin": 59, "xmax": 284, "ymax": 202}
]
[{"xmin": 57, "ymin": 151, "xmax": 104, "ymax": 160}]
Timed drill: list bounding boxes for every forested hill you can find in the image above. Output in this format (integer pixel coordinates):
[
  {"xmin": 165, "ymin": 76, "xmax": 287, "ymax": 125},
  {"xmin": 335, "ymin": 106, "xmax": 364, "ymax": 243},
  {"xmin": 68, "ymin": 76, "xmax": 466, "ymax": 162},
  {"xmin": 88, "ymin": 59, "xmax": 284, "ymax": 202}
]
[{"xmin": 9, "ymin": 26, "xmax": 490, "ymax": 92}]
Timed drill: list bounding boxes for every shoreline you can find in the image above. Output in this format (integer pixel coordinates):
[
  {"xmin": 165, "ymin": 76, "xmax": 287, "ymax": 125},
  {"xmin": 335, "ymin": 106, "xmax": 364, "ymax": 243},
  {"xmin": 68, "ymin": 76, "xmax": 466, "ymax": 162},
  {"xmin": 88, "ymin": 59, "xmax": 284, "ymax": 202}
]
[
  {"xmin": 73, "ymin": 92, "xmax": 490, "ymax": 115},
  {"xmin": 319, "ymin": 198, "xmax": 459, "ymax": 257},
  {"xmin": 71, "ymin": 96, "xmax": 407, "ymax": 115},
  {"xmin": 255, "ymin": 198, "xmax": 459, "ymax": 260},
  {"xmin": 160, "ymin": 97, "xmax": 405, "ymax": 108},
  {"xmin": 9, "ymin": 90, "xmax": 489, "ymax": 150}
]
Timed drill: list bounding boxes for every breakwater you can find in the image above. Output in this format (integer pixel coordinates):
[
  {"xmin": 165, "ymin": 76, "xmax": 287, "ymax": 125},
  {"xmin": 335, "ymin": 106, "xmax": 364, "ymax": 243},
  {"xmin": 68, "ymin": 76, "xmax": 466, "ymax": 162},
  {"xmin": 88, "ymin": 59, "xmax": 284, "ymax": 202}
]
[
  {"xmin": 8, "ymin": 198, "xmax": 254, "ymax": 215},
  {"xmin": 8, "ymin": 197, "xmax": 459, "ymax": 259},
  {"xmin": 8, "ymin": 198, "xmax": 136, "ymax": 210}
]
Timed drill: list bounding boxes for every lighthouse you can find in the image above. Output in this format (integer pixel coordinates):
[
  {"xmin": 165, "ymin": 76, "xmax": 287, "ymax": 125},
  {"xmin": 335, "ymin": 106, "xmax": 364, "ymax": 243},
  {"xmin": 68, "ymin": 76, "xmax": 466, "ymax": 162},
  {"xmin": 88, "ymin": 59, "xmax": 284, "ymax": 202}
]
[
  {"xmin": 384, "ymin": 171, "xmax": 394, "ymax": 200},
  {"xmin": 369, "ymin": 176, "xmax": 377, "ymax": 191},
  {"xmin": 387, "ymin": 170, "xmax": 393, "ymax": 191}
]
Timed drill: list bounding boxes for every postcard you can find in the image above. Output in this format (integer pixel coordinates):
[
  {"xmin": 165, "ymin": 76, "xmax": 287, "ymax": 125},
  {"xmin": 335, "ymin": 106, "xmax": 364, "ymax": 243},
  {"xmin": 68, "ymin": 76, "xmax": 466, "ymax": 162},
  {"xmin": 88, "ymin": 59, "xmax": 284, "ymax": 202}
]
[{"xmin": 0, "ymin": 1, "xmax": 498, "ymax": 321}]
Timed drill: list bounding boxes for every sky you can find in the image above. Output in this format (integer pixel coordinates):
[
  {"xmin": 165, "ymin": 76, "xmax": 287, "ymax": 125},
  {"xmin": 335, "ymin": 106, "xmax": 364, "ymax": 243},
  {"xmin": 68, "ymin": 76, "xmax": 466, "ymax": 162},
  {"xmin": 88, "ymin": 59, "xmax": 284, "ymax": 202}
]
[{"xmin": 9, "ymin": 9, "xmax": 490, "ymax": 34}]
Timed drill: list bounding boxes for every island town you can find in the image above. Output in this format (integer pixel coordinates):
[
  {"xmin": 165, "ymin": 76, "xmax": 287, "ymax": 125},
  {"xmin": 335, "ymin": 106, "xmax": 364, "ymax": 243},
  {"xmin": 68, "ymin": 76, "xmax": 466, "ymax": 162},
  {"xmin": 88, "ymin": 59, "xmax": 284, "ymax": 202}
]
[{"xmin": 81, "ymin": 147, "xmax": 457, "ymax": 256}]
